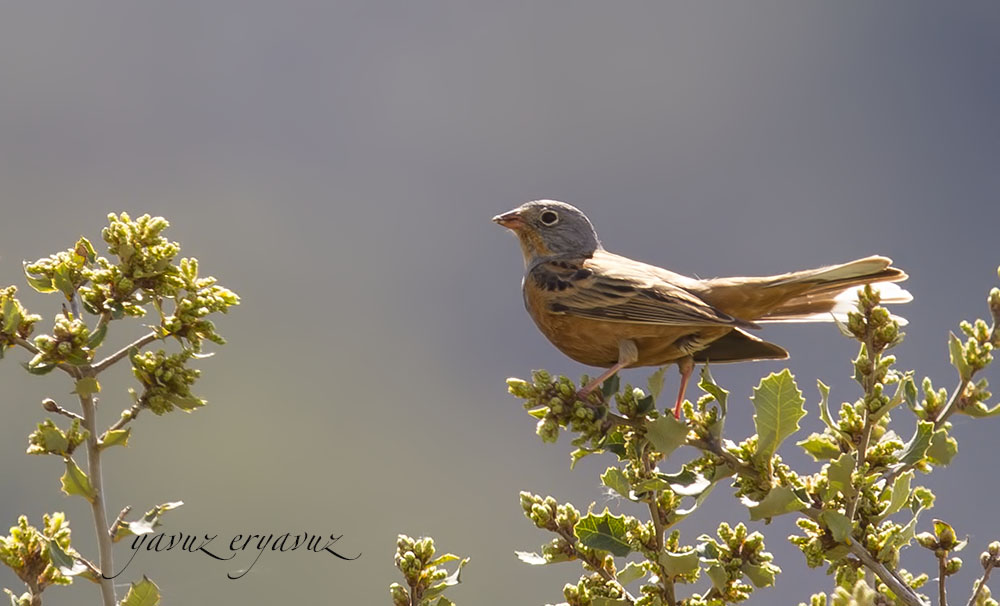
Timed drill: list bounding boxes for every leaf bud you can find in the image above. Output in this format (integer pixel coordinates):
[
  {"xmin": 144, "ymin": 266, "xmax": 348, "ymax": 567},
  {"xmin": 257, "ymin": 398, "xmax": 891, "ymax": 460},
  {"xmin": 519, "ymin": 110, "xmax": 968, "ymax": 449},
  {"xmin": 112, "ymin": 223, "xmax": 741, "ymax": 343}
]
[{"xmin": 915, "ymin": 533, "xmax": 937, "ymax": 550}]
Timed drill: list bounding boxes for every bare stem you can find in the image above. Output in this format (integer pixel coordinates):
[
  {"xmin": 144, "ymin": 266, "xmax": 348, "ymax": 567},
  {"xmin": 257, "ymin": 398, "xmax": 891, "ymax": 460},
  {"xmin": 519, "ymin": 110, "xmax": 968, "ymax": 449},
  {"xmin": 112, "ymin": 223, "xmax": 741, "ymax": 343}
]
[
  {"xmin": 934, "ymin": 378, "xmax": 972, "ymax": 429},
  {"xmin": 41, "ymin": 398, "xmax": 83, "ymax": 421},
  {"xmin": 92, "ymin": 331, "xmax": 160, "ymax": 373},
  {"xmin": 939, "ymin": 553, "xmax": 949, "ymax": 606},
  {"xmin": 11, "ymin": 337, "xmax": 78, "ymax": 377},
  {"xmin": 78, "ymin": 389, "xmax": 116, "ymax": 606},
  {"xmin": 967, "ymin": 560, "xmax": 995, "ymax": 606},
  {"xmin": 842, "ymin": 538, "xmax": 929, "ymax": 606},
  {"xmin": 102, "ymin": 403, "xmax": 143, "ymax": 438},
  {"xmin": 109, "ymin": 505, "xmax": 132, "ymax": 540},
  {"xmin": 845, "ymin": 411, "xmax": 874, "ymax": 521}
]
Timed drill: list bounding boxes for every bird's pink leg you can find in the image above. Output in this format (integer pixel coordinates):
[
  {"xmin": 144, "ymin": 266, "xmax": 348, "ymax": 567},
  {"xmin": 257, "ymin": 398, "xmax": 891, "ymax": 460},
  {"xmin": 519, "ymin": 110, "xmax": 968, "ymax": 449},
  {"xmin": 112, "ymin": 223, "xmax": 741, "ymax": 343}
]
[
  {"xmin": 578, "ymin": 339, "xmax": 638, "ymax": 399},
  {"xmin": 673, "ymin": 356, "xmax": 695, "ymax": 419}
]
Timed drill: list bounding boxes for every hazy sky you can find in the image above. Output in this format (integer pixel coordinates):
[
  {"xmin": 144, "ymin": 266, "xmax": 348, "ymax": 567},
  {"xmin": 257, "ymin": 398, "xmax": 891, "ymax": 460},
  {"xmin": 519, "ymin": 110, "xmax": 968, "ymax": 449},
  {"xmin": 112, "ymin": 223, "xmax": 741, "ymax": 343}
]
[{"xmin": 1, "ymin": 3, "xmax": 998, "ymax": 605}]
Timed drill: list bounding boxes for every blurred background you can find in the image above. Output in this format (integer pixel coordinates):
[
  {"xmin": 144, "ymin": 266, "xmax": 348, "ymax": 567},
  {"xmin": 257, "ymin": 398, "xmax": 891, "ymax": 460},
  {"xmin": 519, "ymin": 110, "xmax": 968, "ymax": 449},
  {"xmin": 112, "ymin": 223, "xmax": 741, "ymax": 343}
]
[{"xmin": 1, "ymin": 2, "xmax": 998, "ymax": 604}]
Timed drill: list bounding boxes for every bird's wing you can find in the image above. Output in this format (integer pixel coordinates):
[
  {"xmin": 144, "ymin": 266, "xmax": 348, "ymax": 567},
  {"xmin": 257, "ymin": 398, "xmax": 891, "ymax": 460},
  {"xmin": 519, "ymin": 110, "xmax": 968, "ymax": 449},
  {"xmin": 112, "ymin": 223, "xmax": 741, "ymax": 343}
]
[{"xmin": 528, "ymin": 253, "xmax": 756, "ymax": 328}]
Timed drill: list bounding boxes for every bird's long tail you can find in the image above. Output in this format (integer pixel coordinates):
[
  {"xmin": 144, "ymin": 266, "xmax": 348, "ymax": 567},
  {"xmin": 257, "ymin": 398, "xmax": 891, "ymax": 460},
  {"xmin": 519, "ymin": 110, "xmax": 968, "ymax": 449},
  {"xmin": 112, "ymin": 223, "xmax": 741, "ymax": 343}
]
[{"xmin": 756, "ymin": 255, "xmax": 911, "ymax": 324}]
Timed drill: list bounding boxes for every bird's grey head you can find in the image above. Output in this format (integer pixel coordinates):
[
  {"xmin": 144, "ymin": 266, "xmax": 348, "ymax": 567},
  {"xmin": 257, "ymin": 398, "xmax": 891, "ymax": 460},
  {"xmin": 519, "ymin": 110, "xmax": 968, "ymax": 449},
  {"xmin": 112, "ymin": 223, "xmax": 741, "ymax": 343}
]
[{"xmin": 493, "ymin": 200, "xmax": 602, "ymax": 264}]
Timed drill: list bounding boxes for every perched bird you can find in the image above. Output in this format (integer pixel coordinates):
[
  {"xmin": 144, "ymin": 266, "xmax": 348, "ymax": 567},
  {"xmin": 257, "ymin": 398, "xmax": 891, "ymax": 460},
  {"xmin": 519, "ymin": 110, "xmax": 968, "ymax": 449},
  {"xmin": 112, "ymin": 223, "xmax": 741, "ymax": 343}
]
[{"xmin": 493, "ymin": 200, "xmax": 911, "ymax": 418}]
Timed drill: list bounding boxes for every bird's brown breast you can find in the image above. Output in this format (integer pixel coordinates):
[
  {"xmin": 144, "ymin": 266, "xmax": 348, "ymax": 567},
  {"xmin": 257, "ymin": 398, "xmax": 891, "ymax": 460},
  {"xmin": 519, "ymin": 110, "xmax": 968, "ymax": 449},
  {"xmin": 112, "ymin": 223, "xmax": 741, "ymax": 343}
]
[{"xmin": 524, "ymin": 281, "xmax": 727, "ymax": 367}]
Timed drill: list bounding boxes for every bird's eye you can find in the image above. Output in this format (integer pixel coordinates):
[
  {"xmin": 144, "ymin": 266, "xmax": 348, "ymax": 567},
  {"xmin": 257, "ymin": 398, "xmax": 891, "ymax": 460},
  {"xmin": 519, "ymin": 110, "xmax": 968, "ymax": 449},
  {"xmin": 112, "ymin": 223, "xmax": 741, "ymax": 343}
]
[{"xmin": 540, "ymin": 210, "xmax": 559, "ymax": 226}]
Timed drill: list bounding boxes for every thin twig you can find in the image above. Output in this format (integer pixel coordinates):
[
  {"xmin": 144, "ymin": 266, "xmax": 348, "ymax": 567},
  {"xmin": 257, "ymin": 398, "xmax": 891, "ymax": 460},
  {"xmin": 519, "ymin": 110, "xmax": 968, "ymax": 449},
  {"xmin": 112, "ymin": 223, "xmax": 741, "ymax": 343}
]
[
  {"xmin": 845, "ymin": 411, "xmax": 874, "ymax": 521},
  {"xmin": 103, "ymin": 403, "xmax": 143, "ymax": 437},
  {"xmin": 11, "ymin": 336, "xmax": 79, "ymax": 377},
  {"xmin": 11, "ymin": 335, "xmax": 40, "ymax": 355},
  {"xmin": 841, "ymin": 538, "xmax": 929, "ymax": 606},
  {"xmin": 108, "ymin": 505, "xmax": 131, "ymax": 540},
  {"xmin": 939, "ymin": 552, "xmax": 949, "ymax": 606},
  {"xmin": 847, "ymin": 324, "xmax": 880, "ymax": 522},
  {"xmin": 934, "ymin": 379, "xmax": 972, "ymax": 429},
  {"xmin": 687, "ymin": 437, "xmax": 754, "ymax": 476},
  {"xmin": 41, "ymin": 398, "xmax": 83, "ymax": 421},
  {"xmin": 967, "ymin": 559, "xmax": 995, "ymax": 606},
  {"xmin": 640, "ymin": 444, "xmax": 675, "ymax": 606},
  {"xmin": 92, "ymin": 331, "xmax": 160, "ymax": 373}
]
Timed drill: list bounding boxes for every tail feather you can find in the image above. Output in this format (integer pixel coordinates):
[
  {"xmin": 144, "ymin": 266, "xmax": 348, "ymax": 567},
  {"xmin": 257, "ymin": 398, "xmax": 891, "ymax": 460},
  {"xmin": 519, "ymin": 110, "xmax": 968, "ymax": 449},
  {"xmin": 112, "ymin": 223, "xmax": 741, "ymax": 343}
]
[{"xmin": 759, "ymin": 256, "xmax": 910, "ymax": 325}]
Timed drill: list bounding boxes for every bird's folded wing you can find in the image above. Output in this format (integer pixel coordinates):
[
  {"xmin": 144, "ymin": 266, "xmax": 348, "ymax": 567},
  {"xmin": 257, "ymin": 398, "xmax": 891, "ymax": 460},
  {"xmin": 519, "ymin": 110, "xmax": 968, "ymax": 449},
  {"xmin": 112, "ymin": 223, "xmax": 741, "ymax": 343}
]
[{"xmin": 528, "ymin": 256, "xmax": 755, "ymax": 328}]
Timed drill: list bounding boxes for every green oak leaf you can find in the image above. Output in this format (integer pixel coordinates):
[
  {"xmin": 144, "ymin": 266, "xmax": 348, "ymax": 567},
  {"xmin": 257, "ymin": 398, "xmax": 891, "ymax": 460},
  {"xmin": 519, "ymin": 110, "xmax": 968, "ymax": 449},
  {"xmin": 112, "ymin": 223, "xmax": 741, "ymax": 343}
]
[
  {"xmin": 898, "ymin": 421, "xmax": 934, "ymax": 467},
  {"xmin": 748, "ymin": 485, "xmax": 808, "ymax": 521},
  {"xmin": 72, "ymin": 377, "xmax": 100, "ymax": 399},
  {"xmin": 959, "ymin": 402, "xmax": 1000, "ymax": 418},
  {"xmin": 699, "ymin": 366, "xmax": 729, "ymax": 437},
  {"xmin": 617, "ymin": 561, "xmax": 647, "ymax": 585},
  {"xmin": 113, "ymin": 502, "xmax": 184, "ymax": 542},
  {"xmin": 949, "ymin": 332, "xmax": 971, "ymax": 381},
  {"xmin": 647, "ymin": 366, "xmax": 668, "ymax": 400},
  {"xmin": 119, "ymin": 576, "xmax": 161, "ymax": 606},
  {"xmin": 752, "ymin": 369, "xmax": 806, "ymax": 463},
  {"xmin": 827, "ymin": 452, "xmax": 857, "ymax": 498},
  {"xmin": 60, "ymin": 458, "xmax": 95, "ymax": 502},
  {"xmin": 601, "ymin": 467, "xmax": 632, "ymax": 500},
  {"xmin": 575, "ymin": 509, "xmax": 632, "ymax": 557},
  {"xmin": 742, "ymin": 562, "xmax": 778, "ymax": 588},
  {"xmin": 705, "ymin": 564, "xmax": 729, "ymax": 591},
  {"xmin": 99, "ymin": 428, "xmax": 131, "ymax": 451},
  {"xmin": 422, "ymin": 557, "xmax": 469, "ymax": 602},
  {"xmin": 659, "ymin": 549, "xmax": 699, "ymax": 577},
  {"xmin": 819, "ymin": 510, "xmax": 853, "ymax": 543},
  {"xmin": 797, "ymin": 432, "xmax": 842, "ymax": 461},
  {"xmin": 881, "ymin": 471, "xmax": 913, "ymax": 520},
  {"xmin": 645, "ymin": 415, "xmax": 688, "ymax": 458},
  {"xmin": 927, "ymin": 428, "xmax": 958, "ymax": 465}
]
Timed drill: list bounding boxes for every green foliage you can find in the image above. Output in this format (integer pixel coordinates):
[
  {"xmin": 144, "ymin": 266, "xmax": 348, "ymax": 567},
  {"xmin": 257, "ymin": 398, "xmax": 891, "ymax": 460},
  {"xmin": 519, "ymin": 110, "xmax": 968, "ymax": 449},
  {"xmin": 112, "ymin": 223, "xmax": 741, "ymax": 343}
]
[
  {"xmin": 0, "ymin": 287, "xmax": 41, "ymax": 358},
  {"xmin": 504, "ymin": 271, "xmax": 1000, "ymax": 606},
  {"xmin": 0, "ymin": 213, "xmax": 237, "ymax": 606},
  {"xmin": 118, "ymin": 576, "xmax": 161, "ymax": 606},
  {"xmin": 0, "ymin": 513, "xmax": 87, "ymax": 597},
  {"xmin": 391, "ymin": 535, "xmax": 468, "ymax": 606},
  {"xmin": 751, "ymin": 369, "xmax": 806, "ymax": 465},
  {"xmin": 129, "ymin": 349, "xmax": 206, "ymax": 414},
  {"xmin": 110, "ymin": 503, "xmax": 184, "ymax": 544},
  {"xmin": 26, "ymin": 419, "xmax": 88, "ymax": 457}
]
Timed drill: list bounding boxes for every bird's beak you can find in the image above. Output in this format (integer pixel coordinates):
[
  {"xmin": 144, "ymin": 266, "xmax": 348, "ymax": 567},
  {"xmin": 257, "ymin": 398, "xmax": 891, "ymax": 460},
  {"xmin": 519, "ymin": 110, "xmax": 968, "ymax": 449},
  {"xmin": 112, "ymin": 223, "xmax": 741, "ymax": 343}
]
[{"xmin": 492, "ymin": 210, "xmax": 524, "ymax": 230}]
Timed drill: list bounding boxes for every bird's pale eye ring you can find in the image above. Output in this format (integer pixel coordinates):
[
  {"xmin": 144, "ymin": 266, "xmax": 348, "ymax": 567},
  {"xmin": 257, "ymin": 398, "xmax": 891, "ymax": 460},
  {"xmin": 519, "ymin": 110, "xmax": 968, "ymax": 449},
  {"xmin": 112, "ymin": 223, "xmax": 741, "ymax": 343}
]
[{"xmin": 540, "ymin": 210, "xmax": 559, "ymax": 226}]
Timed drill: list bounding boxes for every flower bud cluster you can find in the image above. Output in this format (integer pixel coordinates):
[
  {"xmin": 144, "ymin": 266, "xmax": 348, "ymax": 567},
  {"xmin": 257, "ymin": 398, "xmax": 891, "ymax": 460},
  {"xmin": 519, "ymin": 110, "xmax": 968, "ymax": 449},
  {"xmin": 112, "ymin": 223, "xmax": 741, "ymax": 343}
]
[
  {"xmin": 0, "ymin": 287, "xmax": 40, "ymax": 354},
  {"xmin": 164, "ymin": 258, "xmax": 239, "ymax": 351},
  {"xmin": 23, "ymin": 239, "xmax": 93, "ymax": 301},
  {"xmin": 26, "ymin": 419, "xmax": 89, "ymax": 457},
  {"xmin": 0, "ymin": 513, "xmax": 78, "ymax": 592},
  {"xmin": 130, "ymin": 350, "xmax": 204, "ymax": 415},
  {"xmin": 791, "ymin": 518, "xmax": 844, "ymax": 569},
  {"xmin": 697, "ymin": 522, "xmax": 778, "ymax": 602},
  {"xmin": 79, "ymin": 213, "xmax": 184, "ymax": 318},
  {"xmin": 520, "ymin": 492, "xmax": 580, "ymax": 534},
  {"xmin": 562, "ymin": 573, "xmax": 627, "ymax": 606},
  {"xmin": 506, "ymin": 371, "xmax": 610, "ymax": 445},
  {"xmin": 29, "ymin": 316, "xmax": 93, "ymax": 370},
  {"xmin": 390, "ymin": 535, "xmax": 466, "ymax": 606}
]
